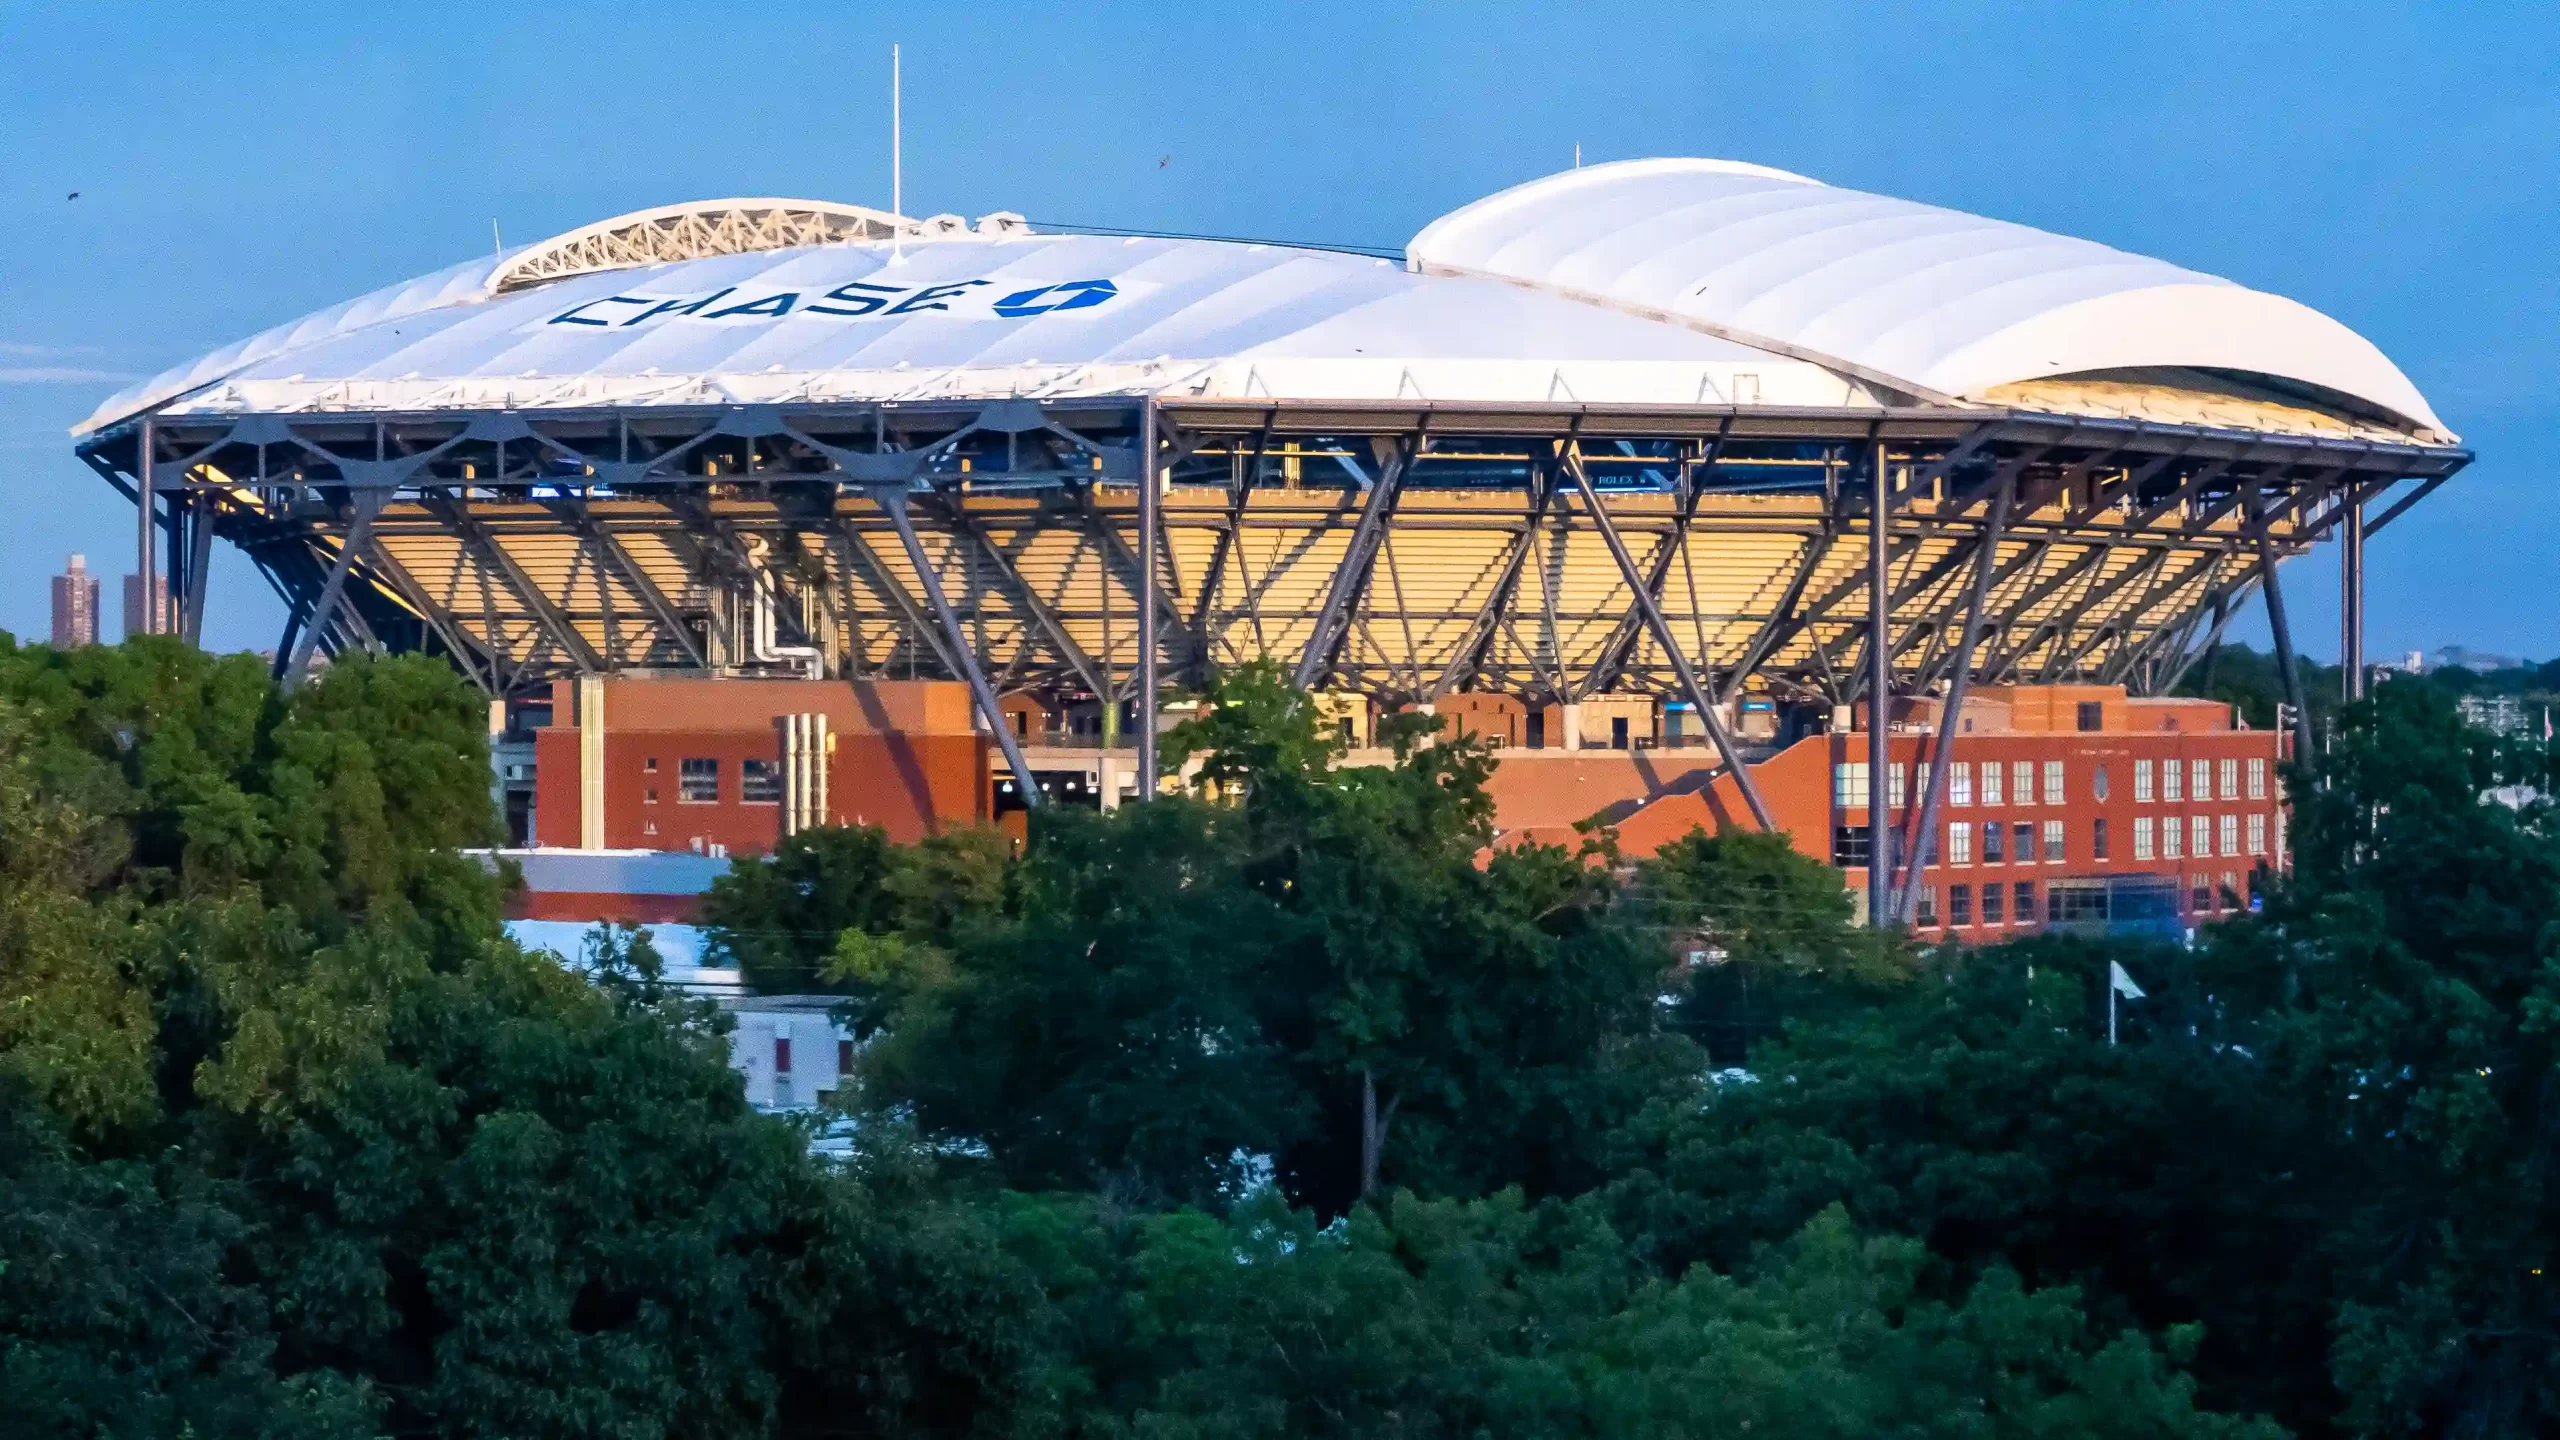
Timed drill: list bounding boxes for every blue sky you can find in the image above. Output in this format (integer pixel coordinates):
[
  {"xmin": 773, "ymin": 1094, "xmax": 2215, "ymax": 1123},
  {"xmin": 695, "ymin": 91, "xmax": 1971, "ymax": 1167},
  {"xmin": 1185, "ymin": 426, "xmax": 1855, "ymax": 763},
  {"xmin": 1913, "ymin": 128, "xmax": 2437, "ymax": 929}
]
[{"xmin": 2, "ymin": 1, "xmax": 2551, "ymax": 660}]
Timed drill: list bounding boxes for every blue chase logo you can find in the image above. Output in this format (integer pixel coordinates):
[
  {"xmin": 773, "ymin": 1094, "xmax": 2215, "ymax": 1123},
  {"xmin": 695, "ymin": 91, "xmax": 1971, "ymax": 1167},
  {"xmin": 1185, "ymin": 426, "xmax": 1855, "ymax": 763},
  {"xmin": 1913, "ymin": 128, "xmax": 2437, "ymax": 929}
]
[{"xmin": 547, "ymin": 276, "xmax": 1123, "ymax": 329}]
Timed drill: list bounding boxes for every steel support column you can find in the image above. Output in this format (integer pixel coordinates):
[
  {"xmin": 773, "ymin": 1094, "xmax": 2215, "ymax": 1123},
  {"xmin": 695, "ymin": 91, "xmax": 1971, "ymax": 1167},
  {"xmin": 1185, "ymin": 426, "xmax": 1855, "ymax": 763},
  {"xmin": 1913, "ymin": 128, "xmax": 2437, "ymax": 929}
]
[
  {"xmin": 1867, "ymin": 439, "xmax": 1892, "ymax": 926},
  {"xmin": 879, "ymin": 489, "xmax": 1043, "ymax": 809},
  {"xmin": 135, "ymin": 420, "xmax": 157, "ymax": 637},
  {"xmin": 281, "ymin": 491, "xmax": 384, "ymax": 687},
  {"xmin": 1291, "ymin": 442, "xmax": 1409, "ymax": 690},
  {"xmin": 2340, "ymin": 496, "xmax": 2365, "ymax": 701},
  {"xmin": 1138, "ymin": 402, "xmax": 1161, "ymax": 800},
  {"xmin": 1895, "ymin": 474, "xmax": 2012, "ymax": 923},
  {"xmin": 1563, "ymin": 449, "xmax": 1775, "ymax": 832},
  {"xmin": 2248, "ymin": 503, "xmax": 2317, "ymax": 762}
]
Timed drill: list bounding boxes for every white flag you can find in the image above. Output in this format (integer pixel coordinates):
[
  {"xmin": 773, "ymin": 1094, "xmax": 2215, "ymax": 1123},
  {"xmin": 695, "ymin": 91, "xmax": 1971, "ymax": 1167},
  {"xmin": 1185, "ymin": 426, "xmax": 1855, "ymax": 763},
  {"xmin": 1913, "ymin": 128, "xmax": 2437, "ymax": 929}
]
[{"xmin": 2109, "ymin": 961, "xmax": 2146, "ymax": 1000}]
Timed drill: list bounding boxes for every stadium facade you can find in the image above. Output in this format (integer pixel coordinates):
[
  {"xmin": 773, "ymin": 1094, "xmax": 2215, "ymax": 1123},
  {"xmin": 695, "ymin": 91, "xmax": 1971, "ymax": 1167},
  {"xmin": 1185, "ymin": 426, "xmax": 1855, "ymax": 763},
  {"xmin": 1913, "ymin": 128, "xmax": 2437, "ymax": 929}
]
[{"xmin": 73, "ymin": 159, "xmax": 2465, "ymax": 925}]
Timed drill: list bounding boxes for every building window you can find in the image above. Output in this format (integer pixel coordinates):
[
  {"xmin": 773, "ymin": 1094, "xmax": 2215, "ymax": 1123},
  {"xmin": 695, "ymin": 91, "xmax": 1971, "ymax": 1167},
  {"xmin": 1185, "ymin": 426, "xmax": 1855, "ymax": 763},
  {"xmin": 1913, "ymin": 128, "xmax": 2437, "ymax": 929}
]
[
  {"xmin": 2014, "ymin": 821, "xmax": 2037, "ymax": 864},
  {"xmin": 2135, "ymin": 758, "xmax": 2155, "ymax": 803},
  {"xmin": 2014, "ymin": 760, "xmax": 2036, "ymax": 806},
  {"xmin": 741, "ymin": 759, "xmax": 782, "ymax": 804},
  {"xmin": 1950, "ymin": 762, "xmax": 1973, "ymax": 806},
  {"xmin": 2219, "ymin": 758, "xmax": 2240, "ymax": 801},
  {"xmin": 1916, "ymin": 887, "xmax": 1937, "ymax": 926},
  {"xmin": 2191, "ymin": 759, "xmax": 2213, "ymax": 805},
  {"xmin": 2092, "ymin": 816, "xmax": 2110, "ymax": 861},
  {"xmin": 2247, "ymin": 757, "xmax": 2268, "ymax": 800},
  {"xmin": 1982, "ymin": 820, "xmax": 2006, "ymax": 863},
  {"xmin": 2191, "ymin": 874, "xmax": 2214, "ymax": 913},
  {"xmin": 2222, "ymin": 871, "xmax": 2241, "ymax": 910},
  {"xmin": 2191, "ymin": 814, "xmax": 2213, "ymax": 859},
  {"xmin": 2134, "ymin": 816, "xmax": 2155, "ymax": 860},
  {"xmin": 2219, "ymin": 813, "xmax": 2240, "ymax": 857},
  {"xmin": 2164, "ymin": 759, "xmax": 2184, "ymax": 803},
  {"xmin": 1888, "ymin": 764, "xmax": 1909, "ymax": 809},
  {"xmin": 1948, "ymin": 821, "xmax": 1974, "ymax": 865},
  {"xmin": 644, "ymin": 757, "xmax": 659, "ymax": 773},
  {"xmin": 837, "ymin": 1038, "xmax": 856, "ymax": 1076},
  {"xmin": 2077, "ymin": 700, "xmax": 2104, "ymax": 732},
  {"xmin": 2248, "ymin": 813, "xmax": 2268, "ymax": 856},
  {"xmin": 2014, "ymin": 880, "xmax": 2036, "ymax": 926},
  {"xmin": 1981, "ymin": 882, "xmax": 2005, "ymax": 925},
  {"xmin": 1949, "ymin": 884, "xmax": 1973, "ymax": 926},
  {"xmin": 2043, "ymin": 819, "xmax": 2065, "ymax": 864},
  {"xmin": 2164, "ymin": 813, "xmax": 2184, "ymax": 859},
  {"xmin": 2093, "ymin": 764, "xmax": 2110, "ymax": 801},
  {"xmin": 1833, "ymin": 762, "xmax": 1868, "ymax": 809},
  {"xmin": 774, "ymin": 1036, "xmax": 793, "ymax": 1075},
  {"xmin": 2042, "ymin": 760, "xmax": 2065, "ymax": 806},
  {"xmin": 644, "ymin": 788, "xmax": 658, "ymax": 805},
  {"xmin": 1981, "ymin": 760, "xmax": 2005, "ymax": 806},
  {"xmin": 679, "ymin": 757, "xmax": 719, "ymax": 803},
  {"xmin": 2047, "ymin": 886, "xmax": 2067, "ymax": 924},
  {"xmin": 1831, "ymin": 827, "xmax": 1873, "ymax": 868}
]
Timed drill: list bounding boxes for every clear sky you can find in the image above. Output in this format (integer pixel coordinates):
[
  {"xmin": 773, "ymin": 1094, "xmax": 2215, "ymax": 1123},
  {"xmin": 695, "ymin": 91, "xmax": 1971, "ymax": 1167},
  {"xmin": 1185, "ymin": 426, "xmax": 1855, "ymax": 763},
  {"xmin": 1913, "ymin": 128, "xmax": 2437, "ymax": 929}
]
[{"xmin": 2, "ymin": 1, "xmax": 2551, "ymax": 661}]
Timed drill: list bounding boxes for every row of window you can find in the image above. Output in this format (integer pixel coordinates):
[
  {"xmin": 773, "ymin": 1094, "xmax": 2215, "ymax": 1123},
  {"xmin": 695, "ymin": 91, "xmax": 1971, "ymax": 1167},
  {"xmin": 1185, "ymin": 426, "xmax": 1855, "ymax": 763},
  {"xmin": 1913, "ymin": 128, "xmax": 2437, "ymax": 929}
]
[
  {"xmin": 1832, "ymin": 756, "xmax": 2269, "ymax": 811},
  {"xmin": 1921, "ymin": 873, "xmax": 2246, "ymax": 928},
  {"xmin": 2134, "ymin": 757, "xmax": 2266, "ymax": 804},
  {"xmin": 1837, "ymin": 811, "xmax": 2273, "ymax": 870},
  {"xmin": 641, "ymin": 756, "xmax": 784, "ymax": 805}
]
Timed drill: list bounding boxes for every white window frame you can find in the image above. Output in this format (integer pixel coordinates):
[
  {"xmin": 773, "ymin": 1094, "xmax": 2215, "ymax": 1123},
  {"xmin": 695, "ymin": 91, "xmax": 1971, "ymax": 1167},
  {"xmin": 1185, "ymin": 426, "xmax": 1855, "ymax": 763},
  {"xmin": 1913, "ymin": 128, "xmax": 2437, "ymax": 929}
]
[
  {"xmin": 2247, "ymin": 757, "xmax": 2268, "ymax": 800},
  {"xmin": 2135, "ymin": 758, "xmax": 2155, "ymax": 803},
  {"xmin": 2219, "ymin": 813, "xmax": 2240, "ymax": 857},
  {"xmin": 1982, "ymin": 760, "xmax": 2005, "ymax": 806},
  {"xmin": 2043, "ymin": 760, "xmax": 2065, "ymax": 806},
  {"xmin": 2192, "ymin": 814, "xmax": 2214, "ymax": 858},
  {"xmin": 2164, "ymin": 760, "xmax": 2184, "ymax": 803},
  {"xmin": 1833, "ymin": 762, "xmax": 1867, "ymax": 808},
  {"xmin": 2134, "ymin": 815, "xmax": 2156, "ymax": 860},
  {"xmin": 2014, "ymin": 760, "xmax": 2036, "ymax": 807},
  {"xmin": 1948, "ymin": 821, "xmax": 1973, "ymax": 865},
  {"xmin": 2043, "ymin": 818, "xmax": 2065, "ymax": 864},
  {"xmin": 2192, "ymin": 759, "xmax": 2213, "ymax": 805},
  {"xmin": 2247, "ymin": 813, "xmax": 2268, "ymax": 856},
  {"xmin": 2219, "ymin": 758, "xmax": 2240, "ymax": 801},
  {"xmin": 2164, "ymin": 815, "xmax": 2184, "ymax": 859},
  {"xmin": 1950, "ymin": 761, "xmax": 1973, "ymax": 807}
]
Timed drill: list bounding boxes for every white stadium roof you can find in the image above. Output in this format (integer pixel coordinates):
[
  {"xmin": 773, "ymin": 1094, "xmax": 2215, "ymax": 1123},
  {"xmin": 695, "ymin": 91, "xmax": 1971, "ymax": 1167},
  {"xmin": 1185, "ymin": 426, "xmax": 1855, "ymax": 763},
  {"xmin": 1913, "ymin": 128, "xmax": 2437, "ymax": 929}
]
[{"xmin": 79, "ymin": 161, "xmax": 2450, "ymax": 442}]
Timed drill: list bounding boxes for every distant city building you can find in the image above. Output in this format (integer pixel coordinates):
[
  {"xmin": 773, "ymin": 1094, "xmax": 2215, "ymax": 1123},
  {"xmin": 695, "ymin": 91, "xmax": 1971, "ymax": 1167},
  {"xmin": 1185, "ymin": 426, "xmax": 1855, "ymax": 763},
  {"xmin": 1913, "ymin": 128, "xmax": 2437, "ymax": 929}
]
[
  {"xmin": 50, "ymin": 553, "xmax": 101, "ymax": 647},
  {"xmin": 2457, "ymin": 694, "xmax": 2530, "ymax": 739},
  {"xmin": 2437, "ymin": 645, "xmax": 2523, "ymax": 674},
  {"xmin": 122, "ymin": 572, "xmax": 170, "ymax": 640}
]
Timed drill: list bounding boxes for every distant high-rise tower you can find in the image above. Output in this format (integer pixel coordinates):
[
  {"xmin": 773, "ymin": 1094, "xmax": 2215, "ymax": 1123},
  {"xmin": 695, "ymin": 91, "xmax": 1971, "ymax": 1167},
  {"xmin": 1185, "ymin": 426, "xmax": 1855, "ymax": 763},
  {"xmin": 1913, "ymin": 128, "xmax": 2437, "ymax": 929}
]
[
  {"xmin": 51, "ymin": 553, "xmax": 101, "ymax": 647},
  {"xmin": 123, "ymin": 571, "xmax": 171, "ymax": 641}
]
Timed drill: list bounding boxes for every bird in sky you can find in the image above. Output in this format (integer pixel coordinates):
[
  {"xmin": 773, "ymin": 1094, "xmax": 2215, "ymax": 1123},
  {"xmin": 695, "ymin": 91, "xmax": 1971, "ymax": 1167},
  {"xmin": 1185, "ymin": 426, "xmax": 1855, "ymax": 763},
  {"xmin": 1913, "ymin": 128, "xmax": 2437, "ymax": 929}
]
[
  {"xmin": 66, "ymin": 191, "xmax": 79, "ymax": 200},
  {"xmin": 1158, "ymin": 155, "xmax": 1170, "ymax": 168}
]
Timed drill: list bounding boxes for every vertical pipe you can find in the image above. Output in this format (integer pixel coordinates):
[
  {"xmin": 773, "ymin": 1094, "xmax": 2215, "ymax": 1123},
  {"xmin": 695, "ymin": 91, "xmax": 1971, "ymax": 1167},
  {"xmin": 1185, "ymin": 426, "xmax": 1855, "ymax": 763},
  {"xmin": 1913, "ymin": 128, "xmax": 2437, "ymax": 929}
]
[
  {"xmin": 135, "ymin": 419, "xmax": 156, "ymax": 637},
  {"xmin": 1867, "ymin": 439, "xmax": 1891, "ymax": 926},
  {"xmin": 815, "ymin": 713, "xmax": 830, "ymax": 826},
  {"xmin": 782, "ymin": 715, "xmax": 799, "ymax": 838},
  {"xmin": 2341, "ymin": 494, "xmax": 2365, "ymax": 702},
  {"xmin": 1137, "ymin": 402, "xmax": 1160, "ymax": 800}
]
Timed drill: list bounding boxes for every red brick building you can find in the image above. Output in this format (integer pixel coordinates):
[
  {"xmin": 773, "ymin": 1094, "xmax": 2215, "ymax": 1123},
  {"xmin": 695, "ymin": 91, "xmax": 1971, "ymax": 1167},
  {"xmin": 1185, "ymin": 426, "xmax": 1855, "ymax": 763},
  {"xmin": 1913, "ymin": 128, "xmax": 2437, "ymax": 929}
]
[
  {"xmin": 1594, "ymin": 683, "xmax": 2284, "ymax": 937},
  {"xmin": 532, "ymin": 676, "xmax": 989, "ymax": 855}
]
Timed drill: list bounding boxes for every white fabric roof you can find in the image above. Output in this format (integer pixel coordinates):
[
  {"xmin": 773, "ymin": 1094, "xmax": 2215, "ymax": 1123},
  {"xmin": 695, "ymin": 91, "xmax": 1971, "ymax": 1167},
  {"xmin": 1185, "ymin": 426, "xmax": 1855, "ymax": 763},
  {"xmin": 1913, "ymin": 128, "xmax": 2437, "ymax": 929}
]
[
  {"xmin": 79, "ymin": 161, "xmax": 2447, "ymax": 440},
  {"xmin": 1410, "ymin": 158, "xmax": 2445, "ymax": 437},
  {"xmin": 78, "ymin": 233, "xmax": 1866, "ymax": 432}
]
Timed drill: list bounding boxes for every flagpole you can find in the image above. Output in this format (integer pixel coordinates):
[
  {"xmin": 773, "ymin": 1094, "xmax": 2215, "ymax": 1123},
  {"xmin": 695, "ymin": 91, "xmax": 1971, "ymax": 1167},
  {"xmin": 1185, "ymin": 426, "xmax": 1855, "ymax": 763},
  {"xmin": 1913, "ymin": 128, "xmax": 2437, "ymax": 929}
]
[{"xmin": 2109, "ymin": 981, "xmax": 2117, "ymax": 1046}]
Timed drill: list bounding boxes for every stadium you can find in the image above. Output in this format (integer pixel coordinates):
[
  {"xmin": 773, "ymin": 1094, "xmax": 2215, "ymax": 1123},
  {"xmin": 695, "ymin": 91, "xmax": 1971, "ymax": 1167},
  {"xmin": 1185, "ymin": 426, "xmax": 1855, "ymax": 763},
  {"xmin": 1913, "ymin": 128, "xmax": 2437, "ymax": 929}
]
[{"xmin": 72, "ymin": 158, "xmax": 2468, "ymax": 926}]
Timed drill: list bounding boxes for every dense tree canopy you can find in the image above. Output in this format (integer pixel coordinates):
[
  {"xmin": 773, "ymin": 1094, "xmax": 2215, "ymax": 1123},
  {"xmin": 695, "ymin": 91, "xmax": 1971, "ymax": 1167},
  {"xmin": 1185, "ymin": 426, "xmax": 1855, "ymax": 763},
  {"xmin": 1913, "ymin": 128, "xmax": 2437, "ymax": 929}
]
[{"xmin": 6, "ymin": 635, "xmax": 2558, "ymax": 1437}]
